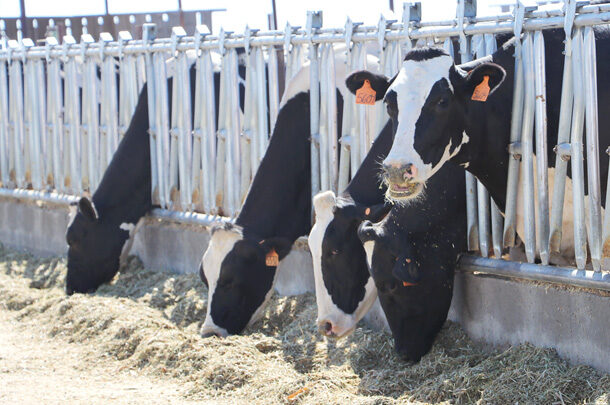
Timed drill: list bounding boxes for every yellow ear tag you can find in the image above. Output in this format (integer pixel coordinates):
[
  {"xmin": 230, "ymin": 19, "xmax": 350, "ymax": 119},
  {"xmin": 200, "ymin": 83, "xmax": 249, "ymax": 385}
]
[
  {"xmin": 266, "ymin": 248, "xmax": 279, "ymax": 267},
  {"xmin": 356, "ymin": 79, "xmax": 377, "ymax": 105},
  {"xmin": 471, "ymin": 75, "xmax": 490, "ymax": 102}
]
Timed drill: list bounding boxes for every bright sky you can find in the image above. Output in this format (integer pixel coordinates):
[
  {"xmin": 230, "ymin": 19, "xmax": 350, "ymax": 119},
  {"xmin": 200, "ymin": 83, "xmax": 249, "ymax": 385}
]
[{"xmin": 1, "ymin": 0, "xmax": 508, "ymax": 33}]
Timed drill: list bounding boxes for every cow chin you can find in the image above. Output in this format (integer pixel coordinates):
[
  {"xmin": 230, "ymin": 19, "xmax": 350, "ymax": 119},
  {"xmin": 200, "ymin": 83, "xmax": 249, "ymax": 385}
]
[{"xmin": 385, "ymin": 181, "xmax": 424, "ymax": 203}]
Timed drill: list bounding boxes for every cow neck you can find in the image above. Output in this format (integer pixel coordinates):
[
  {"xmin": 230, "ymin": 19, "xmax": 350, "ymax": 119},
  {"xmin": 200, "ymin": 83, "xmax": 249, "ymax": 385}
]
[
  {"xmin": 234, "ymin": 91, "xmax": 316, "ymax": 242},
  {"xmin": 456, "ymin": 40, "xmax": 518, "ymax": 213}
]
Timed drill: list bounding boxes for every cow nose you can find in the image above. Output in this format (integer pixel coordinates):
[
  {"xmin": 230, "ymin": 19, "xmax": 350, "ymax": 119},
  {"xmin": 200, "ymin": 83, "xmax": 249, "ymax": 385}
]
[
  {"xmin": 317, "ymin": 320, "xmax": 336, "ymax": 337},
  {"xmin": 65, "ymin": 285, "xmax": 74, "ymax": 296},
  {"xmin": 403, "ymin": 164, "xmax": 417, "ymax": 179},
  {"xmin": 202, "ymin": 331, "xmax": 222, "ymax": 338}
]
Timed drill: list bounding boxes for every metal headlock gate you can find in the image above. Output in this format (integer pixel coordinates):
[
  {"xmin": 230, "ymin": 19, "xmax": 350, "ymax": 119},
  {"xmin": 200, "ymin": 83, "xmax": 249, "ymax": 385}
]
[{"xmin": 0, "ymin": 1, "xmax": 609, "ymax": 290}]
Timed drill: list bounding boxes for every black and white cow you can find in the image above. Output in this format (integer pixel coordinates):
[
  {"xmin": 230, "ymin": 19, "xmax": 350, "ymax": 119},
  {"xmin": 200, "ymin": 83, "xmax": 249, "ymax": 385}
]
[
  {"xmin": 309, "ymin": 120, "xmax": 393, "ymax": 338},
  {"xmin": 356, "ymin": 162, "xmax": 466, "ymax": 361},
  {"xmin": 348, "ymin": 29, "xmax": 610, "ymax": 261},
  {"xmin": 65, "ymin": 56, "xmax": 242, "ymax": 294},
  {"xmin": 199, "ymin": 50, "xmax": 382, "ymax": 337}
]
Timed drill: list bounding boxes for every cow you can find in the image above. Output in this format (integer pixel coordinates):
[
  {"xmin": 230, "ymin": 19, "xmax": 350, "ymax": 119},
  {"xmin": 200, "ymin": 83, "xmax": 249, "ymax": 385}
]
[
  {"xmin": 65, "ymin": 56, "xmax": 243, "ymax": 295},
  {"xmin": 345, "ymin": 28, "xmax": 610, "ymax": 263},
  {"xmin": 356, "ymin": 162, "xmax": 466, "ymax": 362},
  {"xmin": 199, "ymin": 50, "xmax": 382, "ymax": 338},
  {"xmin": 308, "ymin": 121, "xmax": 393, "ymax": 339}
]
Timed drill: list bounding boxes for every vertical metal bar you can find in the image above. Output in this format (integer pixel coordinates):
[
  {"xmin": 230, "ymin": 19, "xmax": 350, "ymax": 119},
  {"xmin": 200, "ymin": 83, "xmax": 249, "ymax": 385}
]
[
  {"xmin": 473, "ymin": 33, "xmax": 491, "ymax": 258},
  {"xmin": 99, "ymin": 33, "xmax": 119, "ymax": 182},
  {"xmin": 45, "ymin": 38, "xmax": 63, "ymax": 192},
  {"xmin": 215, "ymin": 31, "xmax": 228, "ymax": 215},
  {"xmin": 0, "ymin": 53, "xmax": 8, "ymax": 187},
  {"xmin": 326, "ymin": 44, "xmax": 338, "ymax": 193},
  {"xmin": 170, "ymin": 27, "xmax": 193, "ymax": 211},
  {"xmin": 503, "ymin": 8, "xmax": 526, "ymax": 249},
  {"xmin": 583, "ymin": 27, "xmax": 602, "ymax": 271},
  {"xmin": 338, "ymin": 17, "xmax": 355, "ymax": 192},
  {"xmin": 533, "ymin": 31, "xmax": 550, "ymax": 265},
  {"xmin": 154, "ymin": 51, "xmax": 171, "ymax": 209},
  {"xmin": 8, "ymin": 43, "xmax": 26, "ymax": 189},
  {"xmin": 143, "ymin": 24, "xmax": 159, "ymax": 206},
  {"xmin": 307, "ymin": 11, "xmax": 322, "ymax": 210},
  {"xmin": 229, "ymin": 48, "xmax": 242, "ymax": 213},
  {"xmin": 549, "ymin": 24, "xmax": 574, "ymax": 255},
  {"xmin": 520, "ymin": 32, "xmax": 537, "ymax": 264},
  {"xmin": 81, "ymin": 33, "xmax": 98, "ymax": 192},
  {"xmin": 318, "ymin": 43, "xmax": 329, "ymax": 192},
  {"xmin": 255, "ymin": 46, "xmax": 269, "ymax": 167},
  {"xmin": 118, "ymin": 31, "xmax": 138, "ymax": 139},
  {"xmin": 24, "ymin": 43, "xmax": 44, "ymax": 191},
  {"xmin": 350, "ymin": 42, "xmax": 364, "ymax": 176},
  {"xmin": 267, "ymin": 45, "xmax": 280, "ymax": 132},
  {"xmin": 193, "ymin": 27, "xmax": 216, "ymax": 214},
  {"xmin": 240, "ymin": 45, "xmax": 254, "ymax": 201},
  {"xmin": 569, "ymin": 28, "xmax": 588, "ymax": 270}
]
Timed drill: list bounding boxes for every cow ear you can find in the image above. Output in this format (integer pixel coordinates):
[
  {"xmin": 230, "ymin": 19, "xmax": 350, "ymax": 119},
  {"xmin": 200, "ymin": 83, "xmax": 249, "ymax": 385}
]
[
  {"xmin": 392, "ymin": 254, "xmax": 421, "ymax": 285},
  {"xmin": 260, "ymin": 237, "xmax": 292, "ymax": 260},
  {"xmin": 465, "ymin": 62, "xmax": 506, "ymax": 102},
  {"xmin": 358, "ymin": 220, "xmax": 381, "ymax": 244},
  {"xmin": 78, "ymin": 197, "xmax": 99, "ymax": 222},
  {"xmin": 345, "ymin": 70, "xmax": 390, "ymax": 101},
  {"xmin": 313, "ymin": 190, "xmax": 336, "ymax": 220}
]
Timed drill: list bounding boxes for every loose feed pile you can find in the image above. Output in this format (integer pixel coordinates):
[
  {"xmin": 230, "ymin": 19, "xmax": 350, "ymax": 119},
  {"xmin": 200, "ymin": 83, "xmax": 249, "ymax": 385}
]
[{"xmin": 0, "ymin": 244, "xmax": 608, "ymax": 404}]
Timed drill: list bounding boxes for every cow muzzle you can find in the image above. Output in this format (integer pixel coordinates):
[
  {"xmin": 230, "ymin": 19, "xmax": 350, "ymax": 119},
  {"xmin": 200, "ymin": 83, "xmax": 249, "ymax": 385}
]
[
  {"xmin": 317, "ymin": 318, "xmax": 354, "ymax": 339},
  {"xmin": 200, "ymin": 322, "xmax": 229, "ymax": 339},
  {"xmin": 382, "ymin": 162, "xmax": 424, "ymax": 200}
]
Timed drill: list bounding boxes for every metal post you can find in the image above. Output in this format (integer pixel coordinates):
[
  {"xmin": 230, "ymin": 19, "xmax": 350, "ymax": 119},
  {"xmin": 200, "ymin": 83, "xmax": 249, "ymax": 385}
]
[
  {"xmin": 0, "ymin": 45, "xmax": 8, "ymax": 187},
  {"xmin": 267, "ymin": 45, "xmax": 280, "ymax": 132},
  {"xmin": 240, "ymin": 29, "xmax": 255, "ymax": 200},
  {"xmin": 503, "ymin": 1, "xmax": 529, "ymax": 249},
  {"xmin": 457, "ymin": 0, "xmax": 479, "ymax": 252},
  {"xmin": 118, "ymin": 31, "xmax": 139, "ymax": 139},
  {"xmin": 143, "ymin": 23, "xmax": 160, "ymax": 206},
  {"xmin": 318, "ymin": 43, "xmax": 329, "ymax": 191},
  {"xmin": 99, "ymin": 32, "xmax": 119, "ymax": 181},
  {"xmin": 307, "ymin": 11, "xmax": 322, "ymax": 213},
  {"xmin": 338, "ymin": 17, "xmax": 357, "ymax": 192},
  {"xmin": 80, "ymin": 31, "xmax": 98, "ymax": 191},
  {"xmin": 24, "ymin": 38, "xmax": 44, "ymax": 190},
  {"xmin": 569, "ymin": 27, "xmax": 587, "ymax": 270},
  {"xmin": 583, "ymin": 26, "xmax": 602, "ymax": 271},
  {"xmin": 8, "ymin": 40, "xmax": 25, "ymax": 189},
  {"xmin": 192, "ymin": 24, "xmax": 216, "ymax": 214},
  {"xmin": 549, "ymin": 0, "xmax": 576, "ymax": 255},
  {"xmin": 520, "ymin": 32, "xmax": 537, "ymax": 263},
  {"xmin": 45, "ymin": 36, "xmax": 63, "ymax": 191}
]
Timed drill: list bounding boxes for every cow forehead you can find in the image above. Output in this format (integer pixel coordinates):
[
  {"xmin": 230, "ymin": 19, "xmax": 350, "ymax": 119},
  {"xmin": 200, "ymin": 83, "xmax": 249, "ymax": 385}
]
[
  {"xmin": 388, "ymin": 55, "xmax": 454, "ymax": 102},
  {"xmin": 203, "ymin": 229, "xmax": 243, "ymax": 280}
]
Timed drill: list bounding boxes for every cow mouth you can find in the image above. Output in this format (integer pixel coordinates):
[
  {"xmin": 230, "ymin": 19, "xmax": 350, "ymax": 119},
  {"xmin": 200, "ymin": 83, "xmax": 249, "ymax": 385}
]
[{"xmin": 387, "ymin": 182, "xmax": 423, "ymax": 200}]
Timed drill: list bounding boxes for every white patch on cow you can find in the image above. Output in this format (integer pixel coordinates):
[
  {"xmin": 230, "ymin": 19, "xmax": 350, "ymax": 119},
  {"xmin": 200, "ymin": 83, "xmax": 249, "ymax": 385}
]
[
  {"xmin": 383, "ymin": 54, "xmax": 455, "ymax": 181},
  {"xmin": 119, "ymin": 220, "xmax": 142, "ymax": 266},
  {"xmin": 200, "ymin": 226, "xmax": 243, "ymax": 338},
  {"xmin": 308, "ymin": 191, "xmax": 378, "ymax": 338}
]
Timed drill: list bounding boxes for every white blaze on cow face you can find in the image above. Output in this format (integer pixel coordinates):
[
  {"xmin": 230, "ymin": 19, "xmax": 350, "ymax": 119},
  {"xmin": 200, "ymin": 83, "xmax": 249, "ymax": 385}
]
[
  {"xmin": 200, "ymin": 226, "xmax": 242, "ymax": 338},
  {"xmin": 309, "ymin": 191, "xmax": 379, "ymax": 338},
  {"xmin": 383, "ymin": 54, "xmax": 468, "ymax": 200}
]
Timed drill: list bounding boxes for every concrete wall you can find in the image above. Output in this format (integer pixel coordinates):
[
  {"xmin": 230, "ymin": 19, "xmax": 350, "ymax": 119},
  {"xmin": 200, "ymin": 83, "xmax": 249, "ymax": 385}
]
[{"xmin": 0, "ymin": 197, "xmax": 608, "ymax": 372}]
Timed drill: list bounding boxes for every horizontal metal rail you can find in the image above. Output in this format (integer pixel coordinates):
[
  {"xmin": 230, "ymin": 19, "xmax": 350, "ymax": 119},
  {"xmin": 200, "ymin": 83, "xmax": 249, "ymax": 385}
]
[
  {"xmin": 2, "ymin": 9, "xmax": 610, "ymax": 61},
  {"xmin": 0, "ymin": 187, "xmax": 80, "ymax": 205},
  {"xmin": 458, "ymin": 254, "xmax": 610, "ymax": 292}
]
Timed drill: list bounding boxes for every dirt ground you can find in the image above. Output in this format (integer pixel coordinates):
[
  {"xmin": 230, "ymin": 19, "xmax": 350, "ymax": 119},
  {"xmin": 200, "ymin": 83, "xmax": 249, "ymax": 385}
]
[{"xmin": 0, "ymin": 245, "xmax": 608, "ymax": 404}]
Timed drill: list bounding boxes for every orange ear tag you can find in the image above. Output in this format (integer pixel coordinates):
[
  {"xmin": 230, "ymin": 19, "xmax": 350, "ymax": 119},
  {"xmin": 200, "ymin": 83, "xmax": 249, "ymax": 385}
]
[
  {"xmin": 365, "ymin": 207, "xmax": 371, "ymax": 216},
  {"xmin": 356, "ymin": 79, "xmax": 377, "ymax": 105},
  {"xmin": 266, "ymin": 248, "xmax": 279, "ymax": 267},
  {"xmin": 471, "ymin": 75, "xmax": 490, "ymax": 102},
  {"xmin": 403, "ymin": 281, "xmax": 417, "ymax": 287}
]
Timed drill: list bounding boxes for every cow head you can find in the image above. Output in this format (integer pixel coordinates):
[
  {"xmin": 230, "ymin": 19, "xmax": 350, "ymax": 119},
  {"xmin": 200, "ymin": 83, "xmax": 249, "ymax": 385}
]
[
  {"xmin": 358, "ymin": 219, "xmax": 452, "ymax": 362},
  {"xmin": 200, "ymin": 222, "xmax": 292, "ymax": 337},
  {"xmin": 346, "ymin": 48, "xmax": 505, "ymax": 203},
  {"xmin": 308, "ymin": 190, "xmax": 391, "ymax": 338},
  {"xmin": 65, "ymin": 197, "xmax": 131, "ymax": 294}
]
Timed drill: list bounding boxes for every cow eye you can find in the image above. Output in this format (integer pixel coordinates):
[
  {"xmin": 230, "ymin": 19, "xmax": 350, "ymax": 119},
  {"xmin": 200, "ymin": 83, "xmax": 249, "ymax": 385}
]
[
  {"xmin": 436, "ymin": 97, "xmax": 449, "ymax": 108},
  {"xmin": 331, "ymin": 249, "xmax": 339, "ymax": 256}
]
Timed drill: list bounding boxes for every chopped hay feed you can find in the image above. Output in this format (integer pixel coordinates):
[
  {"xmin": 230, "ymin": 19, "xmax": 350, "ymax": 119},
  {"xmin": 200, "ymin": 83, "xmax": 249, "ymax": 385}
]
[{"xmin": 0, "ymin": 244, "xmax": 608, "ymax": 404}]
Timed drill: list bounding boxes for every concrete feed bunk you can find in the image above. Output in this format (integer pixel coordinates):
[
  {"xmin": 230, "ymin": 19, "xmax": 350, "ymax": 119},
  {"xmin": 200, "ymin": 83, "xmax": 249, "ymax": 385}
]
[{"xmin": 0, "ymin": 245, "xmax": 608, "ymax": 404}]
